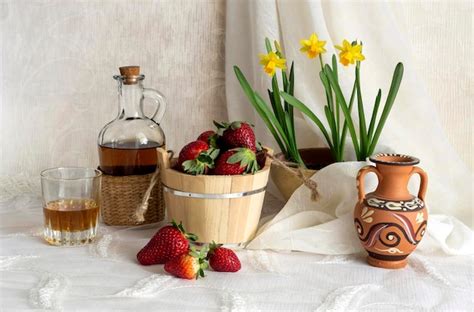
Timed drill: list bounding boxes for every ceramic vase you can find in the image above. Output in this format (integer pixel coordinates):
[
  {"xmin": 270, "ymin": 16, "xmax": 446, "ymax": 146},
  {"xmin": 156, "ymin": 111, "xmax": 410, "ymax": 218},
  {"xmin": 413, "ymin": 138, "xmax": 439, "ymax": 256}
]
[{"xmin": 354, "ymin": 153, "xmax": 428, "ymax": 269}]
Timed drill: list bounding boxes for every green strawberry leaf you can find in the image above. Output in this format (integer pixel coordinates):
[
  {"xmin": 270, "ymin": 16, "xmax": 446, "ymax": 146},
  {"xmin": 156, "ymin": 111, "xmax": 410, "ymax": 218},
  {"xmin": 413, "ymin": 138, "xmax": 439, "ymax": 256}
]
[
  {"xmin": 207, "ymin": 147, "xmax": 220, "ymax": 160},
  {"xmin": 230, "ymin": 121, "xmax": 242, "ymax": 130},
  {"xmin": 208, "ymin": 134, "xmax": 219, "ymax": 149},
  {"xmin": 213, "ymin": 120, "xmax": 229, "ymax": 130},
  {"xmin": 226, "ymin": 148, "xmax": 259, "ymax": 174},
  {"xmin": 182, "ymin": 159, "xmax": 206, "ymax": 175},
  {"xmin": 197, "ymin": 153, "xmax": 213, "ymax": 165},
  {"xmin": 185, "ymin": 232, "xmax": 198, "ymax": 242}
]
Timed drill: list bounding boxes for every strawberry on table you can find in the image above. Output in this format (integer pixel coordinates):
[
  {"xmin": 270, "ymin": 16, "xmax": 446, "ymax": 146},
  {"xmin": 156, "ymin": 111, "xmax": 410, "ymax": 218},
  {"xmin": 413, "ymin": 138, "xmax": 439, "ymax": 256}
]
[
  {"xmin": 207, "ymin": 242, "xmax": 241, "ymax": 272},
  {"xmin": 177, "ymin": 140, "xmax": 219, "ymax": 175},
  {"xmin": 213, "ymin": 148, "xmax": 259, "ymax": 175},
  {"xmin": 164, "ymin": 247, "xmax": 209, "ymax": 280},
  {"xmin": 137, "ymin": 220, "xmax": 197, "ymax": 265},
  {"xmin": 214, "ymin": 121, "xmax": 256, "ymax": 152}
]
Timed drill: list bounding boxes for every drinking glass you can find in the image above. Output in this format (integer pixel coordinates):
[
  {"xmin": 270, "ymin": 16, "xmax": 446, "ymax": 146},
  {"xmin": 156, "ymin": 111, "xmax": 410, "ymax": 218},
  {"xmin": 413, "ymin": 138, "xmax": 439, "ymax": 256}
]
[{"xmin": 41, "ymin": 167, "xmax": 101, "ymax": 246}]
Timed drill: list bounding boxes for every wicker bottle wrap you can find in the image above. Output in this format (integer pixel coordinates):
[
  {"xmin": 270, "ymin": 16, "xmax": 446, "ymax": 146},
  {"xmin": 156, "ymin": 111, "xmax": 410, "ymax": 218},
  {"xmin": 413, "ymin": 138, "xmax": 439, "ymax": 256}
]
[{"xmin": 100, "ymin": 171, "xmax": 165, "ymax": 226}]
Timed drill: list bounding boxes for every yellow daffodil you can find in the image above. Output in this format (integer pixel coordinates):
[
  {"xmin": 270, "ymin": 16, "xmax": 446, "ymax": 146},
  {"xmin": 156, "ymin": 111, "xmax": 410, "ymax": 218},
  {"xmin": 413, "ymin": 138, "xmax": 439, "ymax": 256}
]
[
  {"xmin": 259, "ymin": 52, "xmax": 286, "ymax": 76},
  {"xmin": 300, "ymin": 33, "xmax": 327, "ymax": 59},
  {"xmin": 335, "ymin": 40, "xmax": 365, "ymax": 66}
]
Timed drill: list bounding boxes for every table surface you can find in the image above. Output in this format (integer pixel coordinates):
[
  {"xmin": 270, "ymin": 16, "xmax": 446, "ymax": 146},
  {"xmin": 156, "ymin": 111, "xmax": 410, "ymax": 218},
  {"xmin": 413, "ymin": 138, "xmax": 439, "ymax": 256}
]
[{"xmin": 0, "ymin": 193, "xmax": 472, "ymax": 311}]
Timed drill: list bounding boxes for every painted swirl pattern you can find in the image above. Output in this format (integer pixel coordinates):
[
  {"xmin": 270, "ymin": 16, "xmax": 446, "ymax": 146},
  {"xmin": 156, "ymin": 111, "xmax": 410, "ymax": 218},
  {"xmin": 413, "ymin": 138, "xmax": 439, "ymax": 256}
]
[{"xmin": 355, "ymin": 213, "xmax": 427, "ymax": 252}]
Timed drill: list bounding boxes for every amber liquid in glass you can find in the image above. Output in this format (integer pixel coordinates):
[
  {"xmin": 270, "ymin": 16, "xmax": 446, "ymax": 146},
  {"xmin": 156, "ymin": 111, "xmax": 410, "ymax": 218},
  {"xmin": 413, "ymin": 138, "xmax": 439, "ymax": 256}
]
[
  {"xmin": 98, "ymin": 141, "xmax": 163, "ymax": 176},
  {"xmin": 43, "ymin": 199, "xmax": 99, "ymax": 245}
]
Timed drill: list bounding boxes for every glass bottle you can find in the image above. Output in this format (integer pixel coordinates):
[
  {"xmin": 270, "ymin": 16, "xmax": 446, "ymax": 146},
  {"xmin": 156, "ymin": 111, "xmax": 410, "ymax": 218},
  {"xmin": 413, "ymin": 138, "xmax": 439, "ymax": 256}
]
[{"xmin": 98, "ymin": 66, "xmax": 166, "ymax": 176}]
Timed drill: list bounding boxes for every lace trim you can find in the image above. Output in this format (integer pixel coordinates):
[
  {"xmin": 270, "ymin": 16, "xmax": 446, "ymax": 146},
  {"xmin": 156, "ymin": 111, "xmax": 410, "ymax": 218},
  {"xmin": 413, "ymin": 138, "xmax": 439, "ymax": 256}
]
[
  {"xmin": 220, "ymin": 291, "xmax": 251, "ymax": 312},
  {"xmin": 0, "ymin": 255, "xmax": 39, "ymax": 270},
  {"xmin": 410, "ymin": 255, "xmax": 451, "ymax": 287},
  {"xmin": 313, "ymin": 255, "xmax": 353, "ymax": 264},
  {"xmin": 29, "ymin": 272, "xmax": 69, "ymax": 310},
  {"xmin": 316, "ymin": 284, "xmax": 380, "ymax": 312},
  {"xmin": 0, "ymin": 175, "xmax": 41, "ymax": 202},
  {"xmin": 246, "ymin": 250, "xmax": 281, "ymax": 273},
  {"xmin": 113, "ymin": 274, "xmax": 173, "ymax": 298}
]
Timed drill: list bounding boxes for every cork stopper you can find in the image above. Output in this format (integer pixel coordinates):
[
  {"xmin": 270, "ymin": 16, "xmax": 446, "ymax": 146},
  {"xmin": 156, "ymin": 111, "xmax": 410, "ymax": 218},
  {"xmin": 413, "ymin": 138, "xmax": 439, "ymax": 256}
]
[{"xmin": 119, "ymin": 66, "xmax": 141, "ymax": 84}]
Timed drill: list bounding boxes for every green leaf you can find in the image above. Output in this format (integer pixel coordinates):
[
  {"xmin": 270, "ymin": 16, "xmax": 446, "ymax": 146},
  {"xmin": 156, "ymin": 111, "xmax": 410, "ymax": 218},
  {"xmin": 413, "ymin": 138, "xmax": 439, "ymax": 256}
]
[
  {"xmin": 368, "ymin": 62, "xmax": 404, "ymax": 155},
  {"xmin": 332, "ymin": 55, "xmax": 338, "ymax": 83},
  {"xmin": 272, "ymin": 75, "xmax": 287, "ymax": 133},
  {"xmin": 331, "ymin": 55, "xmax": 341, "ymax": 135},
  {"xmin": 281, "ymin": 92, "xmax": 334, "ymax": 151},
  {"xmin": 265, "ymin": 38, "xmax": 272, "ymax": 53},
  {"xmin": 282, "ymin": 70, "xmax": 289, "ymax": 112},
  {"xmin": 288, "ymin": 62, "xmax": 295, "ymax": 95},
  {"xmin": 324, "ymin": 64, "xmax": 361, "ymax": 159},
  {"xmin": 320, "ymin": 69, "xmax": 334, "ymax": 113},
  {"xmin": 339, "ymin": 80, "xmax": 357, "ymax": 158},
  {"xmin": 233, "ymin": 66, "xmax": 288, "ymax": 155},
  {"xmin": 254, "ymin": 92, "xmax": 291, "ymax": 148},
  {"xmin": 368, "ymin": 89, "xmax": 382, "ymax": 142},
  {"xmin": 288, "ymin": 62, "xmax": 295, "ymax": 138},
  {"xmin": 284, "ymin": 112, "xmax": 296, "ymax": 154},
  {"xmin": 267, "ymin": 89, "xmax": 278, "ymax": 116},
  {"xmin": 324, "ymin": 105, "xmax": 338, "ymax": 159},
  {"xmin": 356, "ymin": 64, "xmax": 368, "ymax": 159},
  {"xmin": 282, "ymin": 70, "xmax": 289, "ymax": 93}
]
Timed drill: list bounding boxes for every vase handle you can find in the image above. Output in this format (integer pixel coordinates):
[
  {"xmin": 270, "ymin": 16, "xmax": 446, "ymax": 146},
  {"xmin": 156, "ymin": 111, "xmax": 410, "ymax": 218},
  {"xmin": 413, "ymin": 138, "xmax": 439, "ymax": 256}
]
[
  {"xmin": 410, "ymin": 166, "xmax": 428, "ymax": 201},
  {"xmin": 356, "ymin": 166, "xmax": 382, "ymax": 204}
]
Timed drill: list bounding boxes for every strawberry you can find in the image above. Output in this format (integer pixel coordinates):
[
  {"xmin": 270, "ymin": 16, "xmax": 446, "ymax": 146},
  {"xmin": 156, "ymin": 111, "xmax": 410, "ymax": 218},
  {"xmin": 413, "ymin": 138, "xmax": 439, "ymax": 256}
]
[
  {"xmin": 164, "ymin": 247, "xmax": 209, "ymax": 279},
  {"xmin": 137, "ymin": 220, "xmax": 197, "ymax": 265},
  {"xmin": 213, "ymin": 148, "xmax": 259, "ymax": 175},
  {"xmin": 207, "ymin": 242, "xmax": 241, "ymax": 272},
  {"xmin": 214, "ymin": 121, "xmax": 256, "ymax": 152},
  {"xmin": 177, "ymin": 140, "xmax": 219, "ymax": 175},
  {"xmin": 197, "ymin": 130, "xmax": 218, "ymax": 148}
]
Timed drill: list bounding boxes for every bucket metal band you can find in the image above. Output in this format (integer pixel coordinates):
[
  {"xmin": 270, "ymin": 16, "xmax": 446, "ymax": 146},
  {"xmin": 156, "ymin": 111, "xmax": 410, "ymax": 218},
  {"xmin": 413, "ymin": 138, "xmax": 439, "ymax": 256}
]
[{"xmin": 162, "ymin": 185, "xmax": 266, "ymax": 199}]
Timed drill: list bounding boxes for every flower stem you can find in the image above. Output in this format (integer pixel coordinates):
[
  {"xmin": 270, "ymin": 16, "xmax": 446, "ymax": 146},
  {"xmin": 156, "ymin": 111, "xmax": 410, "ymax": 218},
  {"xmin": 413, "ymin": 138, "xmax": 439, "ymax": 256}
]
[{"xmin": 318, "ymin": 54, "xmax": 324, "ymax": 70}]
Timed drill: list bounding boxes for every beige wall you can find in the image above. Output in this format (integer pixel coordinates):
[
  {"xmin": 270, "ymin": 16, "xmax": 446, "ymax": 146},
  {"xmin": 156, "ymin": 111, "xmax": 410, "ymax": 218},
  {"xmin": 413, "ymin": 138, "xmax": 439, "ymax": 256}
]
[
  {"xmin": 0, "ymin": 0, "xmax": 471, "ymax": 178},
  {"xmin": 390, "ymin": 0, "xmax": 472, "ymax": 169},
  {"xmin": 0, "ymin": 0, "xmax": 227, "ymax": 177}
]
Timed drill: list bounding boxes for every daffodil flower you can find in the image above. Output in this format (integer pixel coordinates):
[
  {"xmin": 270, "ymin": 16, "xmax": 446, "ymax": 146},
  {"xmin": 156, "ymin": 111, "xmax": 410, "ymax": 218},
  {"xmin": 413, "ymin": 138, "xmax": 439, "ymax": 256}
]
[
  {"xmin": 259, "ymin": 52, "xmax": 286, "ymax": 77},
  {"xmin": 335, "ymin": 40, "xmax": 365, "ymax": 66},
  {"xmin": 300, "ymin": 33, "xmax": 327, "ymax": 59}
]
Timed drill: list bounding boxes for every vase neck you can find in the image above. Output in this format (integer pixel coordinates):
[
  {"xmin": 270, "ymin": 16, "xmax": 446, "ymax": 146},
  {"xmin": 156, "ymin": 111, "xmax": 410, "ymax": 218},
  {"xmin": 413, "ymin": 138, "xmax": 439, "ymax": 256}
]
[{"xmin": 374, "ymin": 164, "xmax": 413, "ymax": 200}]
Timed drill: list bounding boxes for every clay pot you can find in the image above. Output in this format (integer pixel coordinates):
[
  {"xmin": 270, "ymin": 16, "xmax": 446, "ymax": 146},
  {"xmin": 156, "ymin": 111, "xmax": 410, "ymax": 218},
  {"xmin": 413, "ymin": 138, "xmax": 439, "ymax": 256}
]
[
  {"xmin": 354, "ymin": 153, "xmax": 428, "ymax": 269},
  {"xmin": 271, "ymin": 148, "xmax": 335, "ymax": 200}
]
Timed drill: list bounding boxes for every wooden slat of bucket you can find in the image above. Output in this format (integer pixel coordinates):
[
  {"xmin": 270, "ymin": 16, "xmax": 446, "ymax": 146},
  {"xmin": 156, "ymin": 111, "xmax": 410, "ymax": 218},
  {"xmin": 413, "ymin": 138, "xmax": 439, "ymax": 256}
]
[{"xmin": 157, "ymin": 148, "xmax": 271, "ymax": 244}]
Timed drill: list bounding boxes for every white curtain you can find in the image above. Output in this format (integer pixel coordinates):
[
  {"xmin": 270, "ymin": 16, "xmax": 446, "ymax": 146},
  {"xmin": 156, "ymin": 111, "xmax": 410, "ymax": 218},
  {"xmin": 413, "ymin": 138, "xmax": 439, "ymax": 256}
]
[{"xmin": 225, "ymin": 0, "xmax": 473, "ymax": 254}]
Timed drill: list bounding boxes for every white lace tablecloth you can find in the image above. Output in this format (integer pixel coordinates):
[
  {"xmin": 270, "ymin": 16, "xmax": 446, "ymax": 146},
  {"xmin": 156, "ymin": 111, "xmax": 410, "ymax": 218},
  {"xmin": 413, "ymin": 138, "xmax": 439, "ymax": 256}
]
[{"xmin": 0, "ymin": 193, "xmax": 472, "ymax": 311}]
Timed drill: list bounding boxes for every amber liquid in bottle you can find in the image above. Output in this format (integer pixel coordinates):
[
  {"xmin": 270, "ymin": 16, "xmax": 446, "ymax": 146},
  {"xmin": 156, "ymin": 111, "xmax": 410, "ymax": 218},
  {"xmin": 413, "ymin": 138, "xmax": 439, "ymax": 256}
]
[{"xmin": 98, "ymin": 141, "xmax": 163, "ymax": 176}]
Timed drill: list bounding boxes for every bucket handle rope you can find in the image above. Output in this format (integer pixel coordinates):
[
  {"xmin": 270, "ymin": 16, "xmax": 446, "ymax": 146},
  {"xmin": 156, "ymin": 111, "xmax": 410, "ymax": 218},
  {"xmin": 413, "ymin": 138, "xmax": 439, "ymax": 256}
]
[
  {"xmin": 135, "ymin": 150, "xmax": 174, "ymax": 222},
  {"xmin": 268, "ymin": 154, "xmax": 320, "ymax": 201}
]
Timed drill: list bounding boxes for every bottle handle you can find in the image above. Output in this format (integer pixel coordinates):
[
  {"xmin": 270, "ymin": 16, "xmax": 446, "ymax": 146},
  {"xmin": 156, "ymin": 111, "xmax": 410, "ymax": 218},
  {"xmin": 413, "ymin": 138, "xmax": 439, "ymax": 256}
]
[
  {"xmin": 409, "ymin": 166, "xmax": 428, "ymax": 201},
  {"xmin": 356, "ymin": 165, "xmax": 382, "ymax": 204},
  {"xmin": 143, "ymin": 88, "xmax": 166, "ymax": 123}
]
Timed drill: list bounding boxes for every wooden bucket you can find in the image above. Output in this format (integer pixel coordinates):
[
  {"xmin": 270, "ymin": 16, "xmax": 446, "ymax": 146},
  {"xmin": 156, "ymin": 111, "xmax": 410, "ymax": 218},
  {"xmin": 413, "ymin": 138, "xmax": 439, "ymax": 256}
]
[{"xmin": 157, "ymin": 148, "xmax": 272, "ymax": 245}]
